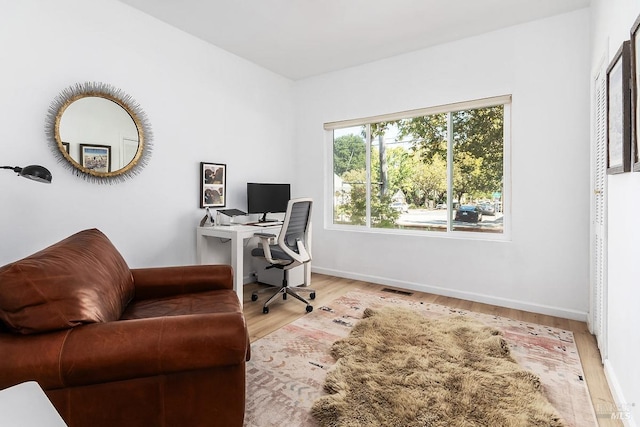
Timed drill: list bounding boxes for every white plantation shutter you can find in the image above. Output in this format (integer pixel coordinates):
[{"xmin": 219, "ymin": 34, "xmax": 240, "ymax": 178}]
[{"xmin": 592, "ymin": 60, "xmax": 608, "ymax": 361}]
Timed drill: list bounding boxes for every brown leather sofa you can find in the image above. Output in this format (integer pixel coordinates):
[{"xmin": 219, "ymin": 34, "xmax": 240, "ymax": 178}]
[{"xmin": 0, "ymin": 228, "xmax": 250, "ymax": 427}]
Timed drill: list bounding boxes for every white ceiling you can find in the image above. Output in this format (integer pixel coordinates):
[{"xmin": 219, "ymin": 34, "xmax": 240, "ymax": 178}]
[{"xmin": 117, "ymin": 0, "xmax": 590, "ymax": 80}]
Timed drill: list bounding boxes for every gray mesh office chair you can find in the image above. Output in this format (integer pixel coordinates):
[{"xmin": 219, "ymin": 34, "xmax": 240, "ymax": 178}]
[{"xmin": 251, "ymin": 198, "xmax": 315, "ymax": 314}]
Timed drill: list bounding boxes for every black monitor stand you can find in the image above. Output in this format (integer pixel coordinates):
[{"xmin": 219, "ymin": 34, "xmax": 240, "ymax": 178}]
[{"xmin": 259, "ymin": 213, "xmax": 279, "ymax": 223}]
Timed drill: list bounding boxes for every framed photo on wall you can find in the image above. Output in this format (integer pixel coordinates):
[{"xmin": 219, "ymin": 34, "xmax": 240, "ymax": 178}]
[
  {"xmin": 631, "ymin": 15, "xmax": 640, "ymax": 171},
  {"xmin": 200, "ymin": 162, "xmax": 226, "ymax": 208},
  {"xmin": 79, "ymin": 144, "xmax": 111, "ymax": 173},
  {"xmin": 606, "ymin": 41, "xmax": 632, "ymax": 174},
  {"xmin": 606, "ymin": 41, "xmax": 632, "ymax": 175}
]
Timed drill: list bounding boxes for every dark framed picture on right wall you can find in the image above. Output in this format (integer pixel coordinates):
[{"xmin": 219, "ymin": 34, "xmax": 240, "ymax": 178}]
[
  {"xmin": 631, "ymin": 14, "xmax": 640, "ymax": 171},
  {"xmin": 607, "ymin": 40, "xmax": 631, "ymax": 175}
]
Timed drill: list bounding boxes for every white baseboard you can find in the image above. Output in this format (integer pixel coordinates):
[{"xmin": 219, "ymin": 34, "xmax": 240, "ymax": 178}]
[
  {"xmin": 311, "ymin": 266, "xmax": 588, "ymax": 321},
  {"xmin": 603, "ymin": 360, "xmax": 638, "ymax": 426}
]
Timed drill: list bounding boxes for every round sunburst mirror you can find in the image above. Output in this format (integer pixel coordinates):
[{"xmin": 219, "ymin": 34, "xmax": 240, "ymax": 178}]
[{"xmin": 45, "ymin": 82, "xmax": 153, "ymax": 182}]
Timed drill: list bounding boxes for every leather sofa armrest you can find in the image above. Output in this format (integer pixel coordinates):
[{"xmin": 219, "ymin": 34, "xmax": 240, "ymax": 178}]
[
  {"xmin": 0, "ymin": 330, "xmax": 71, "ymax": 390},
  {"xmin": 131, "ymin": 264, "xmax": 233, "ymax": 300},
  {"xmin": 0, "ymin": 311, "xmax": 248, "ymax": 390}
]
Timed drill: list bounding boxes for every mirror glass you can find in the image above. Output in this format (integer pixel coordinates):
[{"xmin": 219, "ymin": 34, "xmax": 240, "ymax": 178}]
[
  {"xmin": 59, "ymin": 96, "xmax": 139, "ymax": 173},
  {"xmin": 46, "ymin": 82, "xmax": 152, "ymax": 182}
]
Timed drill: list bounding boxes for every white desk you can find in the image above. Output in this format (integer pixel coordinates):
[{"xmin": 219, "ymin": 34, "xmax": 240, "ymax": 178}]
[{"xmin": 196, "ymin": 224, "xmax": 310, "ymax": 305}]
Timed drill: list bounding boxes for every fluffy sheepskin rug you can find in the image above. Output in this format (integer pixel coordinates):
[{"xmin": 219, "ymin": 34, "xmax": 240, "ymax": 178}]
[{"xmin": 311, "ymin": 307, "xmax": 565, "ymax": 427}]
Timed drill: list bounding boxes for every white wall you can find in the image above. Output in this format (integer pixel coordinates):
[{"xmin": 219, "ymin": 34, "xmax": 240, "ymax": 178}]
[
  {"xmin": 294, "ymin": 9, "xmax": 591, "ymax": 320},
  {"xmin": 591, "ymin": 0, "xmax": 640, "ymax": 424},
  {"xmin": 0, "ymin": 0, "xmax": 294, "ymax": 268}
]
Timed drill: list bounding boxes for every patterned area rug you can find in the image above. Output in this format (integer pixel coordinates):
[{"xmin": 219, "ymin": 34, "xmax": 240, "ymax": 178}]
[{"xmin": 244, "ymin": 289, "xmax": 597, "ymax": 427}]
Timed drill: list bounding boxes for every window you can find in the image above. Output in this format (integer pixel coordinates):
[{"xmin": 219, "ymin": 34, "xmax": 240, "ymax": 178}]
[{"xmin": 328, "ymin": 96, "xmax": 510, "ymax": 236}]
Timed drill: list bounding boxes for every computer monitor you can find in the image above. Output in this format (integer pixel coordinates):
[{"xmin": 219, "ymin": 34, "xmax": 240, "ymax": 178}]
[{"xmin": 246, "ymin": 183, "xmax": 291, "ymax": 222}]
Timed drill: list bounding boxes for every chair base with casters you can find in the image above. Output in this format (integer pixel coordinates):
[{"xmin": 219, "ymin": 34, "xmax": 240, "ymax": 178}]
[{"xmin": 251, "ymin": 267, "xmax": 316, "ymax": 314}]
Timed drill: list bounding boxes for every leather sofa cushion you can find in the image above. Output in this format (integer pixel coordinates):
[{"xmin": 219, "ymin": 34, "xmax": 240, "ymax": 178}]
[
  {"xmin": 0, "ymin": 229, "xmax": 134, "ymax": 334},
  {"xmin": 121, "ymin": 289, "xmax": 242, "ymax": 320}
]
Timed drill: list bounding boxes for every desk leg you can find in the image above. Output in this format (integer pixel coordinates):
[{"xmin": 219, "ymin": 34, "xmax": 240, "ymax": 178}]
[
  {"xmin": 304, "ymin": 263, "xmax": 311, "ymax": 286},
  {"xmin": 231, "ymin": 237, "xmax": 244, "ymax": 307},
  {"xmin": 196, "ymin": 233, "xmax": 207, "ymax": 265}
]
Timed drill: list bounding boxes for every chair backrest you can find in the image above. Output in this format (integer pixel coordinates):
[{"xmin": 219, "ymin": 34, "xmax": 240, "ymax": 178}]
[{"xmin": 277, "ymin": 198, "xmax": 313, "ymax": 266}]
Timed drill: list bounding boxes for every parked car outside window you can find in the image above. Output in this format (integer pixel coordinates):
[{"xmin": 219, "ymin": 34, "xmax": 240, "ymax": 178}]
[
  {"xmin": 454, "ymin": 205, "xmax": 483, "ymax": 223},
  {"xmin": 478, "ymin": 203, "xmax": 495, "ymax": 216}
]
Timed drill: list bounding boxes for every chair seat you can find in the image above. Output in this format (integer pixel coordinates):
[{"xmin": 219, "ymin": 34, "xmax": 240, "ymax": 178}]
[{"xmin": 250, "ymin": 246, "xmax": 292, "ymax": 262}]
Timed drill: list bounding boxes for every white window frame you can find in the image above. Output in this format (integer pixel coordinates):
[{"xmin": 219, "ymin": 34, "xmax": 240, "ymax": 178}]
[{"xmin": 324, "ymin": 95, "xmax": 512, "ymax": 241}]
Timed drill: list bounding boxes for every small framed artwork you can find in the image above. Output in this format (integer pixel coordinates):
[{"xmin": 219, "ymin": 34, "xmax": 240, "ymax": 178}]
[
  {"xmin": 606, "ymin": 40, "xmax": 632, "ymax": 175},
  {"xmin": 79, "ymin": 144, "xmax": 111, "ymax": 173},
  {"xmin": 631, "ymin": 15, "xmax": 640, "ymax": 171},
  {"xmin": 200, "ymin": 162, "xmax": 226, "ymax": 208},
  {"xmin": 62, "ymin": 142, "xmax": 70, "ymax": 153}
]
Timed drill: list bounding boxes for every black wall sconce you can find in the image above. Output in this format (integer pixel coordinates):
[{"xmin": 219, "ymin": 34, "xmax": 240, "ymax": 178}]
[{"xmin": 1, "ymin": 165, "xmax": 52, "ymax": 183}]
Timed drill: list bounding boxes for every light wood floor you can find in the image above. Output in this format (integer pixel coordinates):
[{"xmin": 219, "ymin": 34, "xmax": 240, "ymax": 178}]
[{"xmin": 243, "ymin": 273, "xmax": 621, "ymax": 427}]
